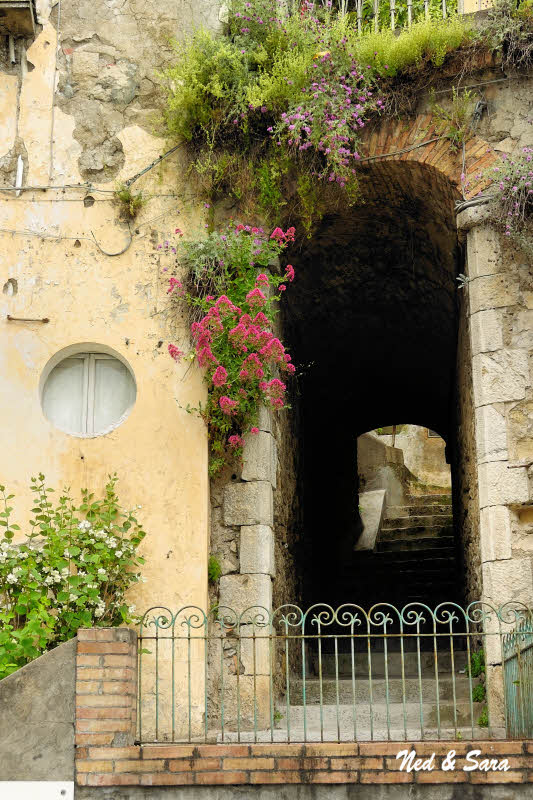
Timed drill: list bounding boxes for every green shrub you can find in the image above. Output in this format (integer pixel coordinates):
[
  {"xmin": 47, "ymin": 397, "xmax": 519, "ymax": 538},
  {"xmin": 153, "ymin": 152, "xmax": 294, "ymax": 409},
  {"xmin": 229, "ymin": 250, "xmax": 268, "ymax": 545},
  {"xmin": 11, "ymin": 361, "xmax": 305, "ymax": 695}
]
[
  {"xmin": 468, "ymin": 649, "xmax": 485, "ymax": 679},
  {"xmin": 208, "ymin": 555, "xmax": 223, "ymax": 584},
  {"xmin": 472, "ymin": 683, "xmax": 486, "ymax": 703},
  {"xmin": 0, "ymin": 475, "xmax": 145, "ymax": 680},
  {"xmin": 115, "ymin": 183, "xmax": 147, "ymax": 219},
  {"xmin": 478, "ymin": 706, "xmax": 489, "ymax": 727},
  {"xmin": 163, "ymin": 30, "xmax": 250, "ymax": 142}
]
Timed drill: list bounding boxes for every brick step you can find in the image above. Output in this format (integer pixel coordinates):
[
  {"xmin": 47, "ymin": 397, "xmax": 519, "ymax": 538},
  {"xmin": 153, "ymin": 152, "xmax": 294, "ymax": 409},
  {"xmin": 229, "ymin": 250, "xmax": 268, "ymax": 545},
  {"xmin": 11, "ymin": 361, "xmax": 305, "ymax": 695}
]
[
  {"xmin": 290, "ymin": 677, "xmax": 472, "ymax": 704},
  {"xmin": 277, "ymin": 700, "xmax": 481, "ymax": 729},
  {"xmin": 377, "ymin": 538, "xmax": 455, "ymax": 552},
  {"xmin": 382, "ymin": 515, "xmax": 453, "ymax": 530}
]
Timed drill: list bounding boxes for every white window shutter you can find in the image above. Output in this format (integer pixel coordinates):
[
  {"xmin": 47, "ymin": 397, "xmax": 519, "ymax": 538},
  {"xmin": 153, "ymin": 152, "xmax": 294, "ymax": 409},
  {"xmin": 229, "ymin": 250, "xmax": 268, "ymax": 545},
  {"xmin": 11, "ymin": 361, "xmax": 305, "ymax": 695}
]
[
  {"xmin": 92, "ymin": 357, "xmax": 136, "ymax": 434},
  {"xmin": 42, "ymin": 357, "xmax": 87, "ymax": 434}
]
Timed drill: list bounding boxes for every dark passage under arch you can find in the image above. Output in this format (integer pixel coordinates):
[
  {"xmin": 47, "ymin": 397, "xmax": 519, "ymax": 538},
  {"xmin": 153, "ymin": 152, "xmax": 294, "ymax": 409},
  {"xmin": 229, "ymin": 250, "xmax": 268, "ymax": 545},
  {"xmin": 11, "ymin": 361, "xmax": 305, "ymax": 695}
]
[{"xmin": 281, "ymin": 160, "xmax": 472, "ymax": 616}]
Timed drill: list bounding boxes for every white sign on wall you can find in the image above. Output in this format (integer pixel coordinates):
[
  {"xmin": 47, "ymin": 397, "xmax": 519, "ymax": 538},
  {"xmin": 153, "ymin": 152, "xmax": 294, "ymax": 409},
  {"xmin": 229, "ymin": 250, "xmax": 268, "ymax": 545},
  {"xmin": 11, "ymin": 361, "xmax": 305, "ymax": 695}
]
[{"xmin": 0, "ymin": 783, "xmax": 74, "ymax": 800}]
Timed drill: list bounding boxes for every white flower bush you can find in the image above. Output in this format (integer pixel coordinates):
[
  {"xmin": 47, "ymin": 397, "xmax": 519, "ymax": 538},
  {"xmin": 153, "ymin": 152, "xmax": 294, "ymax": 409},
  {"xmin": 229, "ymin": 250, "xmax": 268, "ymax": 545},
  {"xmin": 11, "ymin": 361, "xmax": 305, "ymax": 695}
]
[{"xmin": 0, "ymin": 474, "xmax": 146, "ymax": 679}]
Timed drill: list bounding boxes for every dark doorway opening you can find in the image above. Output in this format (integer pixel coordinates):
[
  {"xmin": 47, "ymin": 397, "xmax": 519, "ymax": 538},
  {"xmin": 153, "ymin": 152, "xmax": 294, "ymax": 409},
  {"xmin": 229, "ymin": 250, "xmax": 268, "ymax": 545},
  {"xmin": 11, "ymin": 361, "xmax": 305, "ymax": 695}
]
[{"xmin": 281, "ymin": 161, "xmax": 468, "ymax": 622}]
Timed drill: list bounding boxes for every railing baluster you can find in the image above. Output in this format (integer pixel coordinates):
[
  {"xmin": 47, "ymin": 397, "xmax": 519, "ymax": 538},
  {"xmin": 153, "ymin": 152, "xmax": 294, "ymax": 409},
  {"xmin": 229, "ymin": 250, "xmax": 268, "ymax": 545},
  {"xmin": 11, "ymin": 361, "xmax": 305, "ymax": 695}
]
[
  {"xmin": 318, "ymin": 622, "xmax": 324, "ymax": 742},
  {"xmin": 449, "ymin": 619, "xmax": 458, "ymax": 738},
  {"xmin": 269, "ymin": 626, "xmax": 274, "ymax": 743},
  {"xmin": 138, "ymin": 625, "xmax": 143, "ymax": 743},
  {"xmin": 399, "ymin": 620, "xmax": 407, "ymax": 741},
  {"xmin": 187, "ymin": 625, "xmax": 192, "ymax": 742},
  {"xmin": 432, "ymin": 617, "xmax": 441, "ymax": 741},
  {"xmin": 416, "ymin": 620, "xmax": 424, "ymax": 740},
  {"xmin": 465, "ymin": 621, "xmax": 474, "ymax": 741},
  {"xmin": 285, "ymin": 618, "xmax": 291, "ymax": 743},
  {"xmin": 383, "ymin": 624, "xmax": 391, "ymax": 741},
  {"xmin": 335, "ymin": 634, "xmax": 341, "ymax": 742},
  {"xmin": 155, "ymin": 624, "xmax": 159, "ymax": 742},
  {"xmin": 204, "ymin": 617, "xmax": 208, "ymax": 742},
  {"xmin": 351, "ymin": 623, "xmax": 357, "ymax": 742},
  {"xmin": 220, "ymin": 624, "xmax": 225, "ymax": 742},
  {"xmin": 237, "ymin": 623, "xmax": 242, "ymax": 743},
  {"xmin": 172, "ymin": 621, "xmax": 176, "ymax": 742},
  {"xmin": 253, "ymin": 625, "xmax": 258, "ymax": 743},
  {"xmin": 302, "ymin": 630, "xmax": 308, "ymax": 742},
  {"xmin": 367, "ymin": 620, "xmax": 374, "ymax": 741}
]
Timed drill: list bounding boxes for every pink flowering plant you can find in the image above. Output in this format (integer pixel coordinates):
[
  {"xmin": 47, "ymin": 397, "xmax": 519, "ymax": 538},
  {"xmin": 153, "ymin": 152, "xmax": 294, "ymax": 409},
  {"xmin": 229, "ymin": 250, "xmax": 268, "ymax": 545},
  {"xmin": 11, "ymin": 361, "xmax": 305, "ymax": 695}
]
[
  {"xmin": 487, "ymin": 147, "xmax": 533, "ymax": 237},
  {"xmin": 166, "ymin": 222, "xmax": 296, "ymax": 473}
]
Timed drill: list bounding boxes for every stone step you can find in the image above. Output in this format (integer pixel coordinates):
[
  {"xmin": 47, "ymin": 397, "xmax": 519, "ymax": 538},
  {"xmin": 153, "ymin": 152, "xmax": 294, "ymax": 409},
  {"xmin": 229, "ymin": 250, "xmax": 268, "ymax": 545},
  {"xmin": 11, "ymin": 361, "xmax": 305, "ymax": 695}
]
[
  {"xmin": 386, "ymin": 504, "xmax": 453, "ymax": 518},
  {"xmin": 380, "ymin": 525, "xmax": 453, "ymax": 541},
  {"xmin": 317, "ymin": 651, "xmax": 468, "ymax": 676},
  {"xmin": 405, "ymin": 495, "xmax": 452, "ymax": 507},
  {"xmin": 277, "ymin": 701, "xmax": 481, "ymax": 729},
  {"xmin": 369, "ymin": 553, "xmax": 455, "ymax": 566},
  {"xmin": 219, "ymin": 725, "xmax": 503, "ymax": 743},
  {"xmin": 382, "ymin": 515, "xmax": 453, "ymax": 530},
  {"xmin": 377, "ymin": 538, "xmax": 455, "ymax": 553},
  {"xmin": 289, "ymin": 677, "xmax": 471, "ymax": 704}
]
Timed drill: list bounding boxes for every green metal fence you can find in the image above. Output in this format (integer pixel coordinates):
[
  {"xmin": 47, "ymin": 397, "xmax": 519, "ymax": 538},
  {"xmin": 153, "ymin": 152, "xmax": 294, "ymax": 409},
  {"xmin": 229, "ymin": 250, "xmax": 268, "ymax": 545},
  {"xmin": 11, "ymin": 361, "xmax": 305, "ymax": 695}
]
[
  {"xmin": 503, "ymin": 612, "xmax": 533, "ymax": 739},
  {"xmin": 137, "ymin": 602, "xmax": 533, "ymax": 744}
]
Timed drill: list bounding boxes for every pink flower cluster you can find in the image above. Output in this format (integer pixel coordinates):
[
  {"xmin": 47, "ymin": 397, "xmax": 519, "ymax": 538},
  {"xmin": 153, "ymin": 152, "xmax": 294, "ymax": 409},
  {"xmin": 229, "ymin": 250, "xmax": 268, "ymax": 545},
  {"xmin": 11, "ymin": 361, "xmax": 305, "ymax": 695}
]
[
  {"xmin": 167, "ymin": 277, "xmax": 184, "ymax": 295},
  {"xmin": 259, "ymin": 378, "xmax": 286, "ymax": 409},
  {"xmin": 167, "ymin": 221, "xmax": 297, "ymax": 460},
  {"xmin": 270, "ymin": 226, "xmax": 295, "ymax": 243},
  {"xmin": 168, "ymin": 344, "xmax": 184, "ymax": 362}
]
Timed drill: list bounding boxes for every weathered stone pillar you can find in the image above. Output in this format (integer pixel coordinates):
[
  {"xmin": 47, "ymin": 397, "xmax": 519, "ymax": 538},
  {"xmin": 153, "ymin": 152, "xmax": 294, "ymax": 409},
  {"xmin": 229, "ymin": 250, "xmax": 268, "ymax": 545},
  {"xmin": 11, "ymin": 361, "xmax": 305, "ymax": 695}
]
[
  {"xmin": 457, "ymin": 204, "xmax": 533, "ymax": 729},
  {"xmin": 215, "ymin": 405, "xmax": 276, "ymax": 730}
]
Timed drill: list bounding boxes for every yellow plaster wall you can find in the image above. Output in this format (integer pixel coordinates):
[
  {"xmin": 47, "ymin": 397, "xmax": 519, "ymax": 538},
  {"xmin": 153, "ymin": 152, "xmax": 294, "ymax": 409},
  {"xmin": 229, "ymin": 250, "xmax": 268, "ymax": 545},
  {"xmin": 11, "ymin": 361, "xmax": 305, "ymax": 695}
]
[{"xmin": 0, "ymin": 26, "xmax": 210, "ymax": 622}]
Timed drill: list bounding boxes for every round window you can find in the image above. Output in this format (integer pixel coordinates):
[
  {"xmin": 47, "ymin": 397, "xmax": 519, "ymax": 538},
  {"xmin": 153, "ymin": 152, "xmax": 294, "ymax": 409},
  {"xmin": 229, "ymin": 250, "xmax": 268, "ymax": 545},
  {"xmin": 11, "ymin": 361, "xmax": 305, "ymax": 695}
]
[{"xmin": 41, "ymin": 349, "xmax": 136, "ymax": 436}]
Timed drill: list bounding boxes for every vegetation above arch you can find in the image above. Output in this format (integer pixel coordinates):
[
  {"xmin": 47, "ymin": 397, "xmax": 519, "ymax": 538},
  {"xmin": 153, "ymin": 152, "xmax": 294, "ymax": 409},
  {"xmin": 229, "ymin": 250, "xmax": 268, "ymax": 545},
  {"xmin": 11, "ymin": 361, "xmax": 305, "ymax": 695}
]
[{"xmin": 160, "ymin": 0, "xmax": 533, "ymax": 231}]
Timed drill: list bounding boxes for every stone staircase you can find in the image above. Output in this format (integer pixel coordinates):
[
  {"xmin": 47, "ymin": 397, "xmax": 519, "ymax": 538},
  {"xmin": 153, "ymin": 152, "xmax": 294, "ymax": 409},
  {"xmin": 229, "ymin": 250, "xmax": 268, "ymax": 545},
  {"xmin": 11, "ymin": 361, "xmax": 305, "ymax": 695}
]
[
  {"xmin": 374, "ymin": 492, "xmax": 456, "ymax": 607},
  {"xmin": 270, "ymin": 649, "xmax": 490, "ymax": 741},
  {"xmin": 223, "ymin": 649, "xmax": 494, "ymax": 742},
  {"xmin": 331, "ymin": 491, "xmax": 457, "ymax": 610}
]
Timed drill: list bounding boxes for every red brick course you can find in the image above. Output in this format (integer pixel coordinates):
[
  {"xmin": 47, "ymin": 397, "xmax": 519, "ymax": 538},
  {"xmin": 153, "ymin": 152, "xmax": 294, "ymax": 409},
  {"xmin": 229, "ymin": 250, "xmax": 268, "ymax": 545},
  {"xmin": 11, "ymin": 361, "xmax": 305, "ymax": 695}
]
[{"xmin": 75, "ymin": 628, "xmax": 533, "ymax": 787}]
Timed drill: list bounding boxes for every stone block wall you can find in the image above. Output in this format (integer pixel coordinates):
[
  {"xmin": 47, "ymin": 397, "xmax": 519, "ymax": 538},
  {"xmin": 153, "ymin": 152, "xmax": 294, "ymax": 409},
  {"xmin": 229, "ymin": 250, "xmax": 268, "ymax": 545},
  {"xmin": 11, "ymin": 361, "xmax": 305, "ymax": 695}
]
[
  {"xmin": 457, "ymin": 206, "xmax": 533, "ymax": 723},
  {"xmin": 458, "ymin": 206, "xmax": 533, "ymax": 610}
]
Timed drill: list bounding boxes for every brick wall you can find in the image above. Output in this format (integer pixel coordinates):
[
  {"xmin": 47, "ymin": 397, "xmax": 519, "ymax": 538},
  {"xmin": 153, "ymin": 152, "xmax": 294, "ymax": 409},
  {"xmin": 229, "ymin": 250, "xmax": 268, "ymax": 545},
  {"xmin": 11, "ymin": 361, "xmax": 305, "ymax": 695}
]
[
  {"xmin": 75, "ymin": 628, "xmax": 533, "ymax": 788},
  {"xmin": 75, "ymin": 627, "xmax": 137, "ymax": 749}
]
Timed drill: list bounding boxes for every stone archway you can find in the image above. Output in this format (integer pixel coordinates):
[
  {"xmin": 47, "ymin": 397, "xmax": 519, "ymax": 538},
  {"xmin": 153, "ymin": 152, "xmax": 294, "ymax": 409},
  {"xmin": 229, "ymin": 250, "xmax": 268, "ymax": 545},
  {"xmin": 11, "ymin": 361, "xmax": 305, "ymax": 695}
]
[{"xmin": 359, "ymin": 114, "xmax": 500, "ymax": 199}]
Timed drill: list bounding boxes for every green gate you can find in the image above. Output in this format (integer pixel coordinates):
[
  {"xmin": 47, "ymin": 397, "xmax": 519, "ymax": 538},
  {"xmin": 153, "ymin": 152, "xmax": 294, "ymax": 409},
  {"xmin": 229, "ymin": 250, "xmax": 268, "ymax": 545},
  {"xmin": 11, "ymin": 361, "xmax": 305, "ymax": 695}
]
[{"xmin": 503, "ymin": 613, "xmax": 533, "ymax": 738}]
